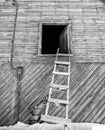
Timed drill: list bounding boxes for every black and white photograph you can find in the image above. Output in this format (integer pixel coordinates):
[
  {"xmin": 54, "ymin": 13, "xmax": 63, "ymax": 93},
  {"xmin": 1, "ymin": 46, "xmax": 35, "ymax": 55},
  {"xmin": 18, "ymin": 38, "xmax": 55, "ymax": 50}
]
[{"xmin": 0, "ymin": 0, "xmax": 105, "ymax": 129}]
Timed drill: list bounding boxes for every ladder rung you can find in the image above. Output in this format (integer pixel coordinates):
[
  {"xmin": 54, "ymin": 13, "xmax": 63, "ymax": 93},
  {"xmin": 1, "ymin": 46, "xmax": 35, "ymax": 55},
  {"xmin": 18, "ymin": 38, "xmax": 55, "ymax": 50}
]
[
  {"xmin": 57, "ymin": 53, "xmax": 73, "ymax": 57},
  {"xmin": 55, "ymin": 61, "xmax": 70, "ymax": 65},
  {"xmin": 50, "ymin": 84, "xmax": 69, "ymax": 90},
  {"xmin": 48, "ymin": 98, "xmax": 69, "ymax": 105},
  {"xmin": 41, "ymin": 115, "xmax": 71, "ymax": 125},
  {"xmin": 53, "ymin": 71, "xmax": 69, "ymax": 76}
]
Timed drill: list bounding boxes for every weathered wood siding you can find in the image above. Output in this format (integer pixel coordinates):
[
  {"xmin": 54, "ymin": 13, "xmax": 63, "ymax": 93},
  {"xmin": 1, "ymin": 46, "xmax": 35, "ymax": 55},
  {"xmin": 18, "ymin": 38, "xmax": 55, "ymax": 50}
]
[
  {"xmin": 20, "ymin": 62, "xmax": 105, "ymax": 124},
  {"xmin": 0, "ymin": 63, "xmax": 17, "ymax": 126},
  {"xmin": 0, "ymin": 0, "xmax": 105, "ymax": 126},
  {"xmin": 1, "ymin": 61, "xmax": 105, "ymax": 125},
  {"xmin": 0, "ymin": 0, "xmax": 105, "ymax": 62}
]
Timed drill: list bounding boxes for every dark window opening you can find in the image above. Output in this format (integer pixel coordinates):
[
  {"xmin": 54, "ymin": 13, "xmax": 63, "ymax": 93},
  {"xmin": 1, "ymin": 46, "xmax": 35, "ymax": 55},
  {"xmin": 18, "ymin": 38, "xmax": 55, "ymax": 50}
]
[{"xmin": 42, "ymin": 25, "xmax": 67, "ymax": 54}]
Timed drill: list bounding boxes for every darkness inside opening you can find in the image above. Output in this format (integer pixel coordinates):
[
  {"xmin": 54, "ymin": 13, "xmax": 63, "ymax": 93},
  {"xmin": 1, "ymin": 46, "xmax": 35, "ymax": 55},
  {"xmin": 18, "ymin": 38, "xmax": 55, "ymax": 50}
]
[{"xmin": 42, "ymin": 25, "xmax": 67, "ymax": 54}]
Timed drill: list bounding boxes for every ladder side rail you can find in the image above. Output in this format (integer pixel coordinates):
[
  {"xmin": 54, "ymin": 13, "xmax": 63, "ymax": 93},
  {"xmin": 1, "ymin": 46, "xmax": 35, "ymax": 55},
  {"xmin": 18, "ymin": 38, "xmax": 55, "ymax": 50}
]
[
  {"xmin": 66, "ymin": 56, "xmax": 71, "ymax": 119},
  {"xmin": 56, "ymin": 48, "xmax": 59, "ymax": 61},
  {"xmin": 45, "ymin": 59, "xmax": 57, "ymax": 115}
]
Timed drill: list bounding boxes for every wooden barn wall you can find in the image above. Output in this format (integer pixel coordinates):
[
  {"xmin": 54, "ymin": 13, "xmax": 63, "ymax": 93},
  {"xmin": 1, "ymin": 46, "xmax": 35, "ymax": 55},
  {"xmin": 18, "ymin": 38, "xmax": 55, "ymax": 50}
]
[
  {"xmin": 0, "ymin": 0, "xmax": 105, "ymax": 63},
  {"xmin": 1, "ymin": 61, "xmax": 105, "ymax": 125},
  {"xmin": 19, "ymin": 61, "xmax": 105, "ymax": 124},
  {"xmin": 0, "ymin": 0, "xmax": 105, "ymax": 126},
  {"xmin": 0, "ymin": 63, "xmax": 17, "ymax": 126}
]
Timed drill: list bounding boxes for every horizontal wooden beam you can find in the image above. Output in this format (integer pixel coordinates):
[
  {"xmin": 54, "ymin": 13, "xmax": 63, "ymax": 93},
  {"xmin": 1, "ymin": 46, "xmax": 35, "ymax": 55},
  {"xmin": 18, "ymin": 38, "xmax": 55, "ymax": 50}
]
[
  {"xmin": 50, "ymin": 83, "xmax": 69, "ymax": 90},
  {"xmin": 53, "ymin": 71, "xmax": 69, "ymax": 76},
  {"xmin": 57, "ymin": 53, "xmax": 74, "ymax": 57},
  {"xmin": 55, "ymin": 61, "xmax": 70, "ymax": 65},
  {"xmin": 48, "ymin": 98, "xmax": 69, "ymax": 105},
  {"xmin": 41, "ymin": 115, "xmax": 71, "ymax": 125}
]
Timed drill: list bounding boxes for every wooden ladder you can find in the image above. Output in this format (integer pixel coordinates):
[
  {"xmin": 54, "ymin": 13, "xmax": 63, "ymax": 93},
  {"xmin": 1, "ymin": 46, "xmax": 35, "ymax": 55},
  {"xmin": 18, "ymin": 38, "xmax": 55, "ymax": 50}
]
[{"xmin": 41, "ymin": 48, "xmax": 72, "ymax": 129}]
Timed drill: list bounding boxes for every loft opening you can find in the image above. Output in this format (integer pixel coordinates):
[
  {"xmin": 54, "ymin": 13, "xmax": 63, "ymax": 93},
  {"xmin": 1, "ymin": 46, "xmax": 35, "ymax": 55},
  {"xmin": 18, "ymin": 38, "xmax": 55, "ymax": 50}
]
[{"xmin": 41, "ymin": 24, "xmax": 67, "ymax": 54}]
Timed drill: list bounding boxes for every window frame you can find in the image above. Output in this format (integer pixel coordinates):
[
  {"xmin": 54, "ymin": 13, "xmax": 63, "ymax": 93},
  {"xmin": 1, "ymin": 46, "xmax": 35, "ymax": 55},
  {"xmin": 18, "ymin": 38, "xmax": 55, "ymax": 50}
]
[{"xmin": 38, "ymin": 21, "xmax": 69, "ymax": 56}]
